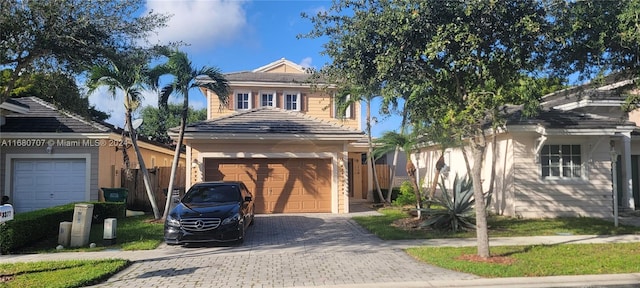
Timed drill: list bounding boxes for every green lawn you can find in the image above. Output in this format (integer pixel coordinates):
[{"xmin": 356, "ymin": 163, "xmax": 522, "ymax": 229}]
[
  {"xmin": 19, "ymin": 215, "xmax": 164, "ymax": 253},
  {"xmin": 0, "ymin": 259, "xmax": 129, "ymax": 288},
  {"xmin": 355, "ymin": 207, "xmax": 640, "ymax": 277},
  {"xmin": 352, "ymin": 208, "xmax": 640, "ymax": 240}
]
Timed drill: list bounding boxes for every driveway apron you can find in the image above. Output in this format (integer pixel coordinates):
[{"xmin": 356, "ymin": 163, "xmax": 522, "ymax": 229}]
[{"xmin": 91, "ymin": 212, "xmax": 478, "ymax": 287}]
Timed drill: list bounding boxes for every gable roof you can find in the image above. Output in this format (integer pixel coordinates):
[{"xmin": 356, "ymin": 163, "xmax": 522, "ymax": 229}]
[
  {"xmin": 169, "ymin": 108, "xmax": 364, "ymax": 141},
  {"xmin": 252, "ymin": 58, "xmax": 306, "ymax": 73},
  {"xmin": 0, "ymin": 97, "xmax": 111, "ymax": 133},
  {"xmin": 541, "ymin": 74, "xmax": 638, "ymax": 110}
]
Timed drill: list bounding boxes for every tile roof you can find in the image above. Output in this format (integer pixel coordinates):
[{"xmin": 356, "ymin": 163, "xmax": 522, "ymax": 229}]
[
  {"xmin": 172, "ymin": 107, "xmax": 364, "ymax": 139},
  {"xmin": 507, "ymin": 108, "xmax": 637, "ymax": 130},
  {"xmin": 1, "ymin": 97, "xmax": 112, "ymax": 133},
  {"xmin": 222, "ymin": 72, "xmax": 322, "ymax": 84}
]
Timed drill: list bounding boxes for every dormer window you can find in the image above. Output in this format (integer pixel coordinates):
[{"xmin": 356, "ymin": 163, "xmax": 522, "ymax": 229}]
[
  {"xmin": 235, "ymin": 91, "xmax": 252, "ymax": 110},
  {"xmin": 260, "ymin": 91, "xmax": 276, "ymax": 108},
  {"xmin": 284, "ymin": 91, "xmax": 300, "ymax": 111}
]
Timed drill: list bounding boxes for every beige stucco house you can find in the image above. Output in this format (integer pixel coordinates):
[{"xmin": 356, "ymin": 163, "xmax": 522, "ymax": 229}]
[
  {"xmin": 414, "ymin": 75, "xmax": 640, "ymax": 218},
  {"xmin": 169, "ymin": 59, "xmax": 369, "ymax": 214},
  {"xmin": 0, "ymin": 97, "xmax": 184, "ymax": 213}
]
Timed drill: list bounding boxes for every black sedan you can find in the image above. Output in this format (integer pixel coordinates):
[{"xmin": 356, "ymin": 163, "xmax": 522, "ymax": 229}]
[{"xmin": 164, "ymin": 181, "xmax": 255, "ymax": 245}]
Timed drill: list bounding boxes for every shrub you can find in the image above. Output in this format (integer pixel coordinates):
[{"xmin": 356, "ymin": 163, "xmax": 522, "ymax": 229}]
[
  {"xmin": 393, "ymin": 181, "xmax": 417, "ymax": 207},
  {"xmin": 0, "ymin": 202, "xmax": 126, "ymax": 254},
  {"xmin": 420, "ymin": 174, "xmax": 475, "ymax": 232},
  {"xmin": 372, "ymin": 188, "xmax": 401, "ymax": 203}
]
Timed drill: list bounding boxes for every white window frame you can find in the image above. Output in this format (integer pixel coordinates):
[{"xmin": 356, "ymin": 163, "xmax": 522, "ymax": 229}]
[
  {"xmin": 333, "ymin": 94, "xmax": 352, "ymax": 119},
  {"xmin": 235, "ymin": 90, "xmax": 252, "ymax": 110},
  {"xmin": 284, "ymin": 91, "xmax": 300, "ymax": 111},
  {"xmin": 259, "ymin": 91, "xmax": 277, "ymax": 108},
  {"xmin": 539, "ymin": 144, "xmax": 584, "ymax": 180}
]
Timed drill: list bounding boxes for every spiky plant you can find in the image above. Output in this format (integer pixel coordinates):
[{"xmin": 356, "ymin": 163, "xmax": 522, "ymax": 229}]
[{"xmin": 420, "ymin": 174, "xmax": 475, "ymax": 232}]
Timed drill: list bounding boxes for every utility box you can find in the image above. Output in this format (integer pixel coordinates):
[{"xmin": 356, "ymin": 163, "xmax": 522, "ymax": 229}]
[
  {"xmin": 103, "ymin": 218, "xmax": 117, "ymax": 245},
  {"xmin": 58, "ymin": 221, "xmax": 72, "ymax": 247},
  {"xmin": 70, "ymin": 204, "xmax": 94, "ymax": 247}
]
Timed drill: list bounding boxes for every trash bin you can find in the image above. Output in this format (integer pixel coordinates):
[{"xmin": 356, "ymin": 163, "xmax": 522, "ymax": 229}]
[
  {"xmin": 101, "ymin": 188, "xmax": 128, "ymax": 202},
  {"xmin": 70, "ymin": 204, "xmax": 94, "ymax": 247}
]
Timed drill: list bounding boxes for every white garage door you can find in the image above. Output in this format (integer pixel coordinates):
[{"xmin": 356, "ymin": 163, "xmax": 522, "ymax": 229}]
[{"xmin": 12, "ymin": 159, "xmax": 87, "ymax": 213}]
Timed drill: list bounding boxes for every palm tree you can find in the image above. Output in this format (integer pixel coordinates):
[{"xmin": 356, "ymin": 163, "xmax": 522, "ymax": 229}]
[
  {"xmin": 373, "ymin": 129, "xmax": 422, "ymax": 216},
  {"xmin": 87, "ymin": 53, "xmax": 162, "ymax": 219},
  {"xmin": 335, "ymin": 87, "xmax": 387, "ymax": 205},
  {"xmin": 150, "ymin": 49, "xmax": 229, "ymax": 220}
]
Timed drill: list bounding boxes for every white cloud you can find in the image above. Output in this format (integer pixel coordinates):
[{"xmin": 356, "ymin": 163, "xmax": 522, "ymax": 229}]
[
  {"xmin": 88, "ymin": 88, "xmax": 160, "ymax": 128},
  {"xmin": 145, "ymin": 0, "xmax": 248, "ymax": 52},
  {"xmin": 299, "ymin": 57, "xmax": 313, "ymax": 68}
]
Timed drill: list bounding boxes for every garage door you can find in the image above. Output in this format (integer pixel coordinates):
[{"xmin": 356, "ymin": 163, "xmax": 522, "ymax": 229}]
[
  {"xmin": 204, "ymin": 158, "xmax": 331, "ymax": 213},
  {"xmin": 12, "ymin": 159, "xmax": 86, "ymax": 213}
]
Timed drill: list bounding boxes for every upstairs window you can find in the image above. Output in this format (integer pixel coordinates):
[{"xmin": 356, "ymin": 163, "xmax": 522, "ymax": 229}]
[
  {"xmin": 540, "ymin": 144, "xmax": 582, "ymax": 179},
  {"xmin": 333, "ymin": 94, "xmax": 352, "ymax": 119},
  {"xmin": 235, "ymin": 91, "xmax": 252, "ymax": 110},
  {"xmin": 260, "ymin": 91, "xmax": 276, "ymax": 108},
  {"xmin": 284, "ymin": 91, "xmax": 300, "ymax": 111}
]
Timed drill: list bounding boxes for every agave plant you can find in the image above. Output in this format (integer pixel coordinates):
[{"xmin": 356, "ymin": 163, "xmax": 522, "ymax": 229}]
[{"xmin": 420, "ymin": 174, "xmax": 475, "ymax": 232}]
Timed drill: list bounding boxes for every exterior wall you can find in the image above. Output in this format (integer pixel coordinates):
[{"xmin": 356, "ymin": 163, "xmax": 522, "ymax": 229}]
[
  {"xmin": 187, "ymin": 140, "xmax": 349, "ymax": 213},
  {"xmin": 413, "ymin": 134, "xmax": 515, "ymax": 215},
  {"xmin": 1, "ymin": 144, "xmax": 99, "ymax": 203},
  {"xmin": 206, "ymin": 88, "xmax": 360, "ymax": 130},
  {"xmin": 414, "ymin": 132, "xmax": 614, "ymax": 218},
  {"xmin": 511, "ymin": 134, "xmax": 613, "ymax": 218},
  {"xmin": 97, "ymin": 135, "xmax": 184, "ymax": 190},
  {"xmin": 630, "ymin": 109, "xmax": 640, "ymax": 126}
]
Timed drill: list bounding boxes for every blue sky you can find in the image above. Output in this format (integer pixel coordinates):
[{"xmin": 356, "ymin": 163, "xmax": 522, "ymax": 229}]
[{"xmin": 89, "ymin": 0, "xmax": 402, "ymax": 137}]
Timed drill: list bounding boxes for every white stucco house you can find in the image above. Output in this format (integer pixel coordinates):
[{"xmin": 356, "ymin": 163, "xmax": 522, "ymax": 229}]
[{"xmin": 414, "ymin": 75, "xmax": 639, "ymax": 218}]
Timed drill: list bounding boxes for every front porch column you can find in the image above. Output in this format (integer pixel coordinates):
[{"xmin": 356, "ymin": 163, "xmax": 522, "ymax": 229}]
[{"xmin": 622, "ymin": 133, "xmax": 635, "ymax": 210}]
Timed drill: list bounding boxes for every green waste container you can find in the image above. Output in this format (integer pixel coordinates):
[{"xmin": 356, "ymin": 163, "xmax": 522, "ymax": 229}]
[{"xmin": 101, "ymin": 188, "xmax": 128, "ymax": 202}]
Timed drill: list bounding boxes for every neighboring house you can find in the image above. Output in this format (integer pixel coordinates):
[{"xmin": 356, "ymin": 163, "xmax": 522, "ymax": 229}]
[
  {"xmin": 0, "ymin": 96, "xmax": 183, "ymax": 213},
  {"xmin": 170, "ymin": 58, "xmax": 369, "ymax": 214},
  {"xmin": 414, "ymin": 75, "xmax": 640, "ymax": 218}
]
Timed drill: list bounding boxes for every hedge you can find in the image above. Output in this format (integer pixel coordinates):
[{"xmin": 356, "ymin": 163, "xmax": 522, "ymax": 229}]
[{"xmin": 0, "ymin": 202, "xmax": 126, "ymax": 254}]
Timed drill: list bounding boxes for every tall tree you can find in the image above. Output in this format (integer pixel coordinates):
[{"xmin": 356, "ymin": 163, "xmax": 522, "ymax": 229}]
[
  {"xmin": 0, "ymin": 0, "xmax": 168, "ymax": 103},
  {"xmin": 87, "ymin": 51, "xmax": 162, "ymax": 219},
  {"xmin": 306, "ymin": 0, "xmax": 548, "ymax": 258},
  {"xmin": 138, "ymin": 103, "xmax": 207, "ymax": 143},
  {"xmin": 150, "ymin": 49, "xmax": 229, "ymax": 220}
]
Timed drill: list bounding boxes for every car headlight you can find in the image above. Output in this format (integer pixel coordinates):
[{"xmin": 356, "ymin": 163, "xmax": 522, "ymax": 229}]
[
  {"xmin": 166, "ymin": 215, "xmax": 180, "ymax": 227},
  {"xmin": 221, "ymin": 212, "xmax": 241, "ymax": 225}
]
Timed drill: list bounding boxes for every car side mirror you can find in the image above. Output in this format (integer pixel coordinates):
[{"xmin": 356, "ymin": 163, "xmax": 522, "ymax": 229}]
[{"xmin": 244, "ymin": 196, "xmax": 252, "ymax": 202}]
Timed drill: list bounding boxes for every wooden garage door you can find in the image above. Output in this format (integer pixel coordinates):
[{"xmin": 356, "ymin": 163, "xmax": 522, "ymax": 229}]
[{"xmin": 204, "ymin": 158, "xmax": 331, "ymax": 213}]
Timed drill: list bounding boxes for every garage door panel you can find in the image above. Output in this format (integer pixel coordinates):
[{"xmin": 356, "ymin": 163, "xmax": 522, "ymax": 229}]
[
  {"xmin": 204, "ymin": 158, "xmax": 331, "ymax": 213},
  {"xmin": 13, "ymin": 159, "xmax": 86, "ymax": 213}
]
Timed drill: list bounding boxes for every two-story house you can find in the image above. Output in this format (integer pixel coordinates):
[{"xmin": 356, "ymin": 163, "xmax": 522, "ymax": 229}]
[
  {"xmin": 169, "ymin": 59, "xmax": 368, "ymax": 214},
  {"xmin": 414, "ymin": 74, "xmax": 639, "ymax": 219}
]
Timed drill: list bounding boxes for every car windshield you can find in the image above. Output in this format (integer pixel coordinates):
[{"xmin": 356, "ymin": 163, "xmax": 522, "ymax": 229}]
[{"xmin": 182, "ymin": 185, "xmax": 241, "ymax": 204}]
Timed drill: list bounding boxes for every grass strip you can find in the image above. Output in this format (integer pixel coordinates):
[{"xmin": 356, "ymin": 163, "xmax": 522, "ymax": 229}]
[{"xmin": 0, "ymin": 259, "xmax": 129, "ymax": 288}]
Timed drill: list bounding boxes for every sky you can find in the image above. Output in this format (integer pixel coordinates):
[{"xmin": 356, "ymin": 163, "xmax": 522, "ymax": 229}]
[{"xmin": 88, "ymin": 0, "xmax": 402, "ymax": 137}]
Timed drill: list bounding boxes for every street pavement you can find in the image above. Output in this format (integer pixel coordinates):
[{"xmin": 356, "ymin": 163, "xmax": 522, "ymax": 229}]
[{"xmin": 1, "ymin": 204, "xmax": 640, "ymax": 288}]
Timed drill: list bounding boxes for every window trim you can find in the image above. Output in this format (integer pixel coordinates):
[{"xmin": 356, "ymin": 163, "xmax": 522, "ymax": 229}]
[
  {"xmin": 539, "ymin": 144, "xmax": 584, "ymax": 180},
  {"xmin": 234, "ymin": 90, "xmax": 252, "ymax": 110},
  {"xmin": 283, "ymin": 91, "xmax": 300, "ymax": 111},
  {"xmin": 259, "ymin": 90, "xmax": 277, "ymax": 108}
]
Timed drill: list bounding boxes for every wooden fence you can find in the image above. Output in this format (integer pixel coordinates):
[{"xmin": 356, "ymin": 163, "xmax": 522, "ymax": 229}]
[
  {"xmin": 121, "ymin": 167, "xmax": 185, "ymax": 214},
  {"xmin": 362, "ymin": 164, "xmax": 391, "ymax": 191}
]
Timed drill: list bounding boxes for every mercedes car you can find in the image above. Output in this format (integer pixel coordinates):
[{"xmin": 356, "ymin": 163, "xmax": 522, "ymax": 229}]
[{"xmin": 164, "ymin": 181, "xmax": 255, "ymax": 245}]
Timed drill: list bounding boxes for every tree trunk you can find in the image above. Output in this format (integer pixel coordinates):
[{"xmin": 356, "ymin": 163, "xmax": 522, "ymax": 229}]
[
  {"xmin": 162, "ymin": 93, "xmax": 188, "ymax": 220},
  {"xmin": 386, "ymin": 146, "xmax": 400, "ymax": 203},
  {"xmin": 125, "ymin": 109, "xmax": 160, "ymax": 219},
  {"xmin": 406, "ymin": 160, "xmax": 422, "ymax": 217},
  {"xmin": 429, "ymin": 154, "xmax": 445, "ymax": 200},
  {"xmin": 366, "ymin": 99, "xmax": 386, "ymax": 204},
  {"xmin": 470, "ymin": 134, "xmax": 490, "ymax": 258}
]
